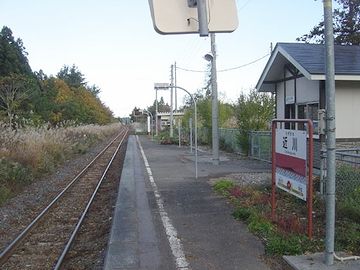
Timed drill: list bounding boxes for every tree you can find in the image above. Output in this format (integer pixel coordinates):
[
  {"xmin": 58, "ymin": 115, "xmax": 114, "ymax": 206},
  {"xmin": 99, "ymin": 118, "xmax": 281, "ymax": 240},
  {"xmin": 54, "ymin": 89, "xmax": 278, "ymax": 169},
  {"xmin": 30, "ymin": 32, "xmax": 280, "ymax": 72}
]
[
  {"xmin": 0, "ymin": 74, "xmax": 31, "ymax": 127},
  {"xmin": 87, "ymin": 84, "xmax": 101, "ymax": 96},
  {"xmin": 234, "ymin": 89, "xmax": 275, "ymax": 154},
  {"xmin": 0, "ymin": 26, "xmax": 33, "ymax": 76},
  {"xmin": 298, "ymin": 0, "xmax": 360, "ymax": 45},
  {"xmin": 181, "ymin": 86, "xmax": 235, "ymax": 145},
  {"xmin": 57, "ymin": 64, "xmax": 86, "ymax": 88}
]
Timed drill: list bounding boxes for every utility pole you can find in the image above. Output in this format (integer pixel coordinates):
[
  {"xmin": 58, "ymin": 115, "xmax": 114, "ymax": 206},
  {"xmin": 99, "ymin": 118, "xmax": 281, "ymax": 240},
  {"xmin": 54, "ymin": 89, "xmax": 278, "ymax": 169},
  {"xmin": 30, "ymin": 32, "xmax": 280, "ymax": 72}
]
[
  {"xmin": 170, "ymin": 65, "xmax": 174, "ymax": 138},
  {"xmin": 323, "ymin": 0, "xmax": 336, "ymax": 266},
  {"xmin": 155, "ymin": 88, "xmax": 158, "ymax": 136},
  {"xmin": 196, "ymin": 0, "xmax": 209, "ymax": 36},
  {"xmin": 211, "ymin": 33, "xmax": 219, "ymax": 165},
  {"xmin": 174, "ymin": 62, "xmax": 177, "ymax": 112}
]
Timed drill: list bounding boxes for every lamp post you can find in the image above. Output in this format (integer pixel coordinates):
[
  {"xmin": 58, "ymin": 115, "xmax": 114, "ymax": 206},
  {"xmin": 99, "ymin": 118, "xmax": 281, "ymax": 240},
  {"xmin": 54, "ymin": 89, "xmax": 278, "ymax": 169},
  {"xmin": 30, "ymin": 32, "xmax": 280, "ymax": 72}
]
[
  {"xmin": 205, "ymin": 33, "xmax": 219, "ymax": 165},
  {"xmin": 142, "ymin": 109, "xmax": 154, "ymax": 141},
  {"xmin": 155, "ymin": 88, "xmax": 158, "ymax": 136},
  {"xmin": 154, "ymin": 85, "xmax": 169, "ymax": 137},
  {"xmin": 154, "ymin": 83, "xmax": 198, "ymax": 179}
]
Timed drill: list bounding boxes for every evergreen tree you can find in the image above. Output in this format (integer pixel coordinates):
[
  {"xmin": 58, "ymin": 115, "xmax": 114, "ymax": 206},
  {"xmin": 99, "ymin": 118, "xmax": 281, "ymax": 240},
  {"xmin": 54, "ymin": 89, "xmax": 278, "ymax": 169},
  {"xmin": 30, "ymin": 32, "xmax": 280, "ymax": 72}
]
[
  {"xmin": 298, "ymin": 0, "xmax": 360, "ymax": 45},
  {"xmin": 0, "ymin": 26, "xmax": 33, "ymax": 76},
  {"xmin": 57, "ymin": 64, "xmax": 86, "ymax": 88}
]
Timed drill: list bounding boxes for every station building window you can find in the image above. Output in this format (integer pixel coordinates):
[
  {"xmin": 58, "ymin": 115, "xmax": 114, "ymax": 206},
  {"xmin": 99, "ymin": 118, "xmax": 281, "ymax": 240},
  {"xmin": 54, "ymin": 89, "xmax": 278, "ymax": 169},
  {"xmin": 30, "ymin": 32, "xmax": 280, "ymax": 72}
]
[{"xmin": 297, "ymin": 103, "xmax": 319, "ymax": 134}]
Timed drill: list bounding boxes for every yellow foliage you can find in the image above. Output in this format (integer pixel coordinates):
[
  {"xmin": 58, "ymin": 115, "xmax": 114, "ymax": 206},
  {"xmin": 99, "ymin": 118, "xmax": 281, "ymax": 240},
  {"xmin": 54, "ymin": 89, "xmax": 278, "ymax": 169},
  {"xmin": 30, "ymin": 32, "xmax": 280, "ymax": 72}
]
[{"xmin": 54, "ymin": 79, "xmax": 74, "ymax": 103}]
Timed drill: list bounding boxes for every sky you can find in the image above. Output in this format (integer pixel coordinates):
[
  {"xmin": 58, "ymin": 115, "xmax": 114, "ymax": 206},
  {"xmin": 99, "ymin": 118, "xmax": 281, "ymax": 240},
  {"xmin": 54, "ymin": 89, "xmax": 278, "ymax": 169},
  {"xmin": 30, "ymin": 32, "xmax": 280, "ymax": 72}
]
[{"xmin": 0, "ymin": 0, "xmax": 326, "ymax": 118}]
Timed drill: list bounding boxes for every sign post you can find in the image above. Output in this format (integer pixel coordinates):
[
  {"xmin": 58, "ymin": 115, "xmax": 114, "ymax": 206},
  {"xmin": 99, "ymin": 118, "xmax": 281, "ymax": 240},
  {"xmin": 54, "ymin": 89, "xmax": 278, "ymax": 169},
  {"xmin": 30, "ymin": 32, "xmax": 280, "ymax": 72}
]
[{"xmin": 271, "ymin": 119, "xmax": 314, "ymax": 238}]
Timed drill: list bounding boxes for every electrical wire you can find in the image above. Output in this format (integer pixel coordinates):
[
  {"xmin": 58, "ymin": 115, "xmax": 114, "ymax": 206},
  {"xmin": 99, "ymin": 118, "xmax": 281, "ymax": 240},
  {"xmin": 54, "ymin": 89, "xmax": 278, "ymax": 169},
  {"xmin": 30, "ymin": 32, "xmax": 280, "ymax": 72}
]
[
  {"xmin": 176, "ymin": 53, "xmax": 270, "ymax": 73},
  {"xmin": 218, "ymin": 53, "xmax": 269, "ymax": 72},
  {"xmin": 237, "ymin": 0, "xmax": 253, "ymax": 11}
]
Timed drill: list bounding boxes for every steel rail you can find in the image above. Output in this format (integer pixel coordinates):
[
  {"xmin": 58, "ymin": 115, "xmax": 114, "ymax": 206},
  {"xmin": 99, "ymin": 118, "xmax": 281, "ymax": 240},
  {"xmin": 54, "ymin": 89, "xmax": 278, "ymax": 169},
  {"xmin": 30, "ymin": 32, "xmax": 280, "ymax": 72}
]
[
  {"xmin": 54, "ymin": 128, "xmax": 128, "ymax": 269},
  {"xmin": 0, "ymin": 127, "xmax": 127, "ymax": 265}
]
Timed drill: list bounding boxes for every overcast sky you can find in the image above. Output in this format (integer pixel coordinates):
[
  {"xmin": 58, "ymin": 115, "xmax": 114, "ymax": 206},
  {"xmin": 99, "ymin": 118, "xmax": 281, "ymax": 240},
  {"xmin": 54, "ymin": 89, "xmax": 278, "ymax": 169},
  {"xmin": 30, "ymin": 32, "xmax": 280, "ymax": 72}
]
[{"xmin": 1, "ymin": 1, "xmax": 325, "ymax": 117}]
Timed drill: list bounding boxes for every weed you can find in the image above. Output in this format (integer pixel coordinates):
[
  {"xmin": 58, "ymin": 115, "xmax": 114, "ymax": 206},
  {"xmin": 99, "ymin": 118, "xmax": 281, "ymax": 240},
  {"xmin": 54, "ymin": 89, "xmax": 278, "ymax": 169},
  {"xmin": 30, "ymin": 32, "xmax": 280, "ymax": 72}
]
[
  {"xmin": 215, "ymin": 178, "xmax": 327, "ymax": 256},
  {"xmin": 0, "ymin": 158, "xmax": 32, "ymax": 206},
  {"xmin": 0, "ymin": 123, "xmax": 121, "ymax": 205},
  {"xmin": 0, "ymin": 186, "xmax": 11, "ymax": 205},
  {"xmin": 213, "ymin": 179, "xmax": 235, "ymax": 195},
  {"xmin": 248, "ymin": 213, "xmax": 274, "ymax": 238},
  {"xmin": 232, "ymin": 207, "xmax": 253, "ymax": 221},
  {"xmin": 335, "ymin": 220, "xmax": 360, "ymax": 254},
  {"xmin": 337, "ymin": 187, "xmax": 360, "ymax": 223},
  {"xmin": 266, "ymin": 234, "xmax": 312, "ymax": 255}
]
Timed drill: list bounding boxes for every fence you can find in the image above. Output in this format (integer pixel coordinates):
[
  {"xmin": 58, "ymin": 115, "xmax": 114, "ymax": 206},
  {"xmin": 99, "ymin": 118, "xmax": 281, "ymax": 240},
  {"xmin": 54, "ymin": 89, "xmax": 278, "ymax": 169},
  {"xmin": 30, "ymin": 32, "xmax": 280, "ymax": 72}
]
[
  {"xmin": 218, "ymin": 129, "xmax": 360, "ymax": 198},
  {"xmin": 156, "ymin": 125, "xmax": 360, "ymax": 197},
  {"xmin": 219, "ymin": 128, "xmax": 242, "ymax": 153},
  {"xmin": 248, "ymin": 131, "xmax": 272, "ymax": 162}
]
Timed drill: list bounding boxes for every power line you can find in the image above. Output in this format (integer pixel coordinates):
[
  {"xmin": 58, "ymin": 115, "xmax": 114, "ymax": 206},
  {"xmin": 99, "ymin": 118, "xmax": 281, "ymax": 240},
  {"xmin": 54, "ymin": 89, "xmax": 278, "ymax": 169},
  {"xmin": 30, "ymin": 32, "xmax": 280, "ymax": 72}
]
[
  {"xmin": 176, "ymin": 53, "xmax": 269, "ymax": 73},
  {"xmin": 217, "ymin": 53, "xmax": 269, "ymax": 72},
  {"xmin": 237, "ymin": 0, "xmax": 253, "ymax": 11}
]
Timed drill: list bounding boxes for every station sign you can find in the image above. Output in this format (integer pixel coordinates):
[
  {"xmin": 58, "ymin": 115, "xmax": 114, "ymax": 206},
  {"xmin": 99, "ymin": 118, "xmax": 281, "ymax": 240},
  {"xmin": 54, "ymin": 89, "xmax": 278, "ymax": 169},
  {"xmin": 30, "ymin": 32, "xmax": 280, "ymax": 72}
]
[{"xmin": 275, "ymin": 129, "xmax": 307, "ymax": 200}]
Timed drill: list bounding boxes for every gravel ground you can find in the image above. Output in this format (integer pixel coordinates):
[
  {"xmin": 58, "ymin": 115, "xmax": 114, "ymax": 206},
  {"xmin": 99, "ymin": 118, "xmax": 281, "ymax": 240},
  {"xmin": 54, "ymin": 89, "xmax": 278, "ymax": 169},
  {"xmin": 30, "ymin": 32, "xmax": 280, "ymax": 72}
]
[
  {"xmin": 208, "ymin": 172, "xmax": 272, "ymax": 187},
  {"xmin": 0, "ymin": 137, "xmax": 115, "ymax": 252}
]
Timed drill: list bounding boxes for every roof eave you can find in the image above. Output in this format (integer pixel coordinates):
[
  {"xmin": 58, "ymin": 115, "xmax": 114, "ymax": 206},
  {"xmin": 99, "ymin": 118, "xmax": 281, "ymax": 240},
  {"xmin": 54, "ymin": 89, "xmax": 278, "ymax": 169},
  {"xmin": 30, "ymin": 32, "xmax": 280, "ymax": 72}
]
[
  {"xmin": 256, "ymin": 44, "xmax": 313, "ymax": 92},
  {"xmin": 310, "ymin": 74, "xmax": 360, "ymax": 80}
]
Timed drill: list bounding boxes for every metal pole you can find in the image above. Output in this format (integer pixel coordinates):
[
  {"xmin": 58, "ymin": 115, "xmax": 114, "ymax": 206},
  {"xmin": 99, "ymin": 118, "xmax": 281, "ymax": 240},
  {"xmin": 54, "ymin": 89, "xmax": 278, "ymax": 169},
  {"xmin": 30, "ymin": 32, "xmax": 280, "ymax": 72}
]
[
  {"xmin": 155, "ymin": 85, "xmax": 198, "ymax": 179},
  {"xmin": 324, "ymin": 0, "xmax": 336, "ymax": 265},
  {"xmin": 147, "ymin": 115, "xmax": 151, "ymax": 135},
  {"xmin": 175, "ymin": 62, "xmax": 177, "ymax": 112},
  {"xmin": 194, "ymin": 98, "xmax": 198, "ymax": 179},
  {"xmin": 174, "ymin": 86, "xmax": 197, "ymax": 179},
  {"xmin": 170, "ymin": 65, "xmax": 174, "ymax": 138},
  {"xmin": 211, "ymin": 33, "xmax": 219, "ymax": 165},
  {"xmin": 144, "ymin": 109, "xmax": 154, "ymax": 141},
  {"xmin": 178, "ymin": 118, "xmax": 181, "ymax": 147},
  {"xmin": 189, "ymin": 118, "xmax": 193, "ymax": 153},
  {"xmin": 197, "ymin": 0, "xmax": 208, "ymax": 36},
  {"xmin": 155, "ymin": 89, "xmax": 158, "ymax": 136}
]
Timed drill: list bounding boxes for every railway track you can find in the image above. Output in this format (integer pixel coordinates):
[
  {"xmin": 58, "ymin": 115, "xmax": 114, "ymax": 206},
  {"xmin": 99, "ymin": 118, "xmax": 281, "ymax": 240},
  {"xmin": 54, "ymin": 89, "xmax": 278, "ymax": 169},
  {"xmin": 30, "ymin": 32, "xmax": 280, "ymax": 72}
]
[{"xmin": 0, "ymin": 127, "xmax": 129, "ymax": 269}]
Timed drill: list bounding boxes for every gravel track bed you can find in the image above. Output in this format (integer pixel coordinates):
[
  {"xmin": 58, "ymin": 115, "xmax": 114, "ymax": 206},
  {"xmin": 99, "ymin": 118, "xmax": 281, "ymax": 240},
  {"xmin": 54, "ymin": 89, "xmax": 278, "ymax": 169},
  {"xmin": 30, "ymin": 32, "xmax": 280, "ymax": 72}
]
[{"xmin": 61, "ymin": 139, "xmax": 127, "ymax": 269}]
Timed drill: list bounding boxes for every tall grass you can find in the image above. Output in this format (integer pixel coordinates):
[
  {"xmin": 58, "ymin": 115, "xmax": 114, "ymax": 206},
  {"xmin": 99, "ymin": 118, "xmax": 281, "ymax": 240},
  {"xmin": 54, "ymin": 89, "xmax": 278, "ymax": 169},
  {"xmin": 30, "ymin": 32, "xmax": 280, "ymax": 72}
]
[{"xmin": 0, "ymin": 123, "xmax": 122, "ymax": 205}]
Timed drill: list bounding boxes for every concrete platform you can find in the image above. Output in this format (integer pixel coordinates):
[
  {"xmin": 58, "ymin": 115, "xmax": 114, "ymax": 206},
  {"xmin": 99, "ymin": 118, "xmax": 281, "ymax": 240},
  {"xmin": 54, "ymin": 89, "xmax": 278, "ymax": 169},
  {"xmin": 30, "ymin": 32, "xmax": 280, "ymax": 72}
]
[
  {"xmin": 104, "ymin": 135, "xmax": 273, "ymax": 270},
  {"xmin": 284, "ymin": 253, "xmax": 360, "ymax": 270}
]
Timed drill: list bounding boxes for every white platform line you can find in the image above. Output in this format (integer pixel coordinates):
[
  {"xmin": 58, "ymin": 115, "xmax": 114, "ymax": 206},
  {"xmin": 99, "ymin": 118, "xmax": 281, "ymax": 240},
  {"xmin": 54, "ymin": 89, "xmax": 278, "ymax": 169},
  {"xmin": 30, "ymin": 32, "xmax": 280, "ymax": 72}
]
[{"xmin": 136, "ymin": 136, "xmax": 190, "ymax": 270}]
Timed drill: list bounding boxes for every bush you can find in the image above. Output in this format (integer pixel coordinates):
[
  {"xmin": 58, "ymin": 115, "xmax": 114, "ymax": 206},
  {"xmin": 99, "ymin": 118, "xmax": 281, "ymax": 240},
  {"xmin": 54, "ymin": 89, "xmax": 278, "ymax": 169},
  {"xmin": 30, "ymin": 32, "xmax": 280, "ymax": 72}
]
[
  {"xmin": 0, "ymin": 158, "xmax": 32, "ymax": 185},
  {"xmin": 237, "ymin": 131, "xmax": 250, "ymax": 155},
  {"xmin": 0, "ymin": 158, "xmax": 32, "ymax": 205},
  {"xmin": 219, "ymin": 138, "xmax": 234, "ymax": 153}
]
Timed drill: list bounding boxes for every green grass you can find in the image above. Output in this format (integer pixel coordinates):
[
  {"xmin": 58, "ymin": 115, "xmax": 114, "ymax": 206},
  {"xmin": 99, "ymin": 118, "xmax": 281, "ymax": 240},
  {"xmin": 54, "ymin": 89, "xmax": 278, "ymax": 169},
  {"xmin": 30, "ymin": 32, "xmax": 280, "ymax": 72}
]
[{"xmin": 213, "ymin": 179, "xmax": 235, "ymax": 195}]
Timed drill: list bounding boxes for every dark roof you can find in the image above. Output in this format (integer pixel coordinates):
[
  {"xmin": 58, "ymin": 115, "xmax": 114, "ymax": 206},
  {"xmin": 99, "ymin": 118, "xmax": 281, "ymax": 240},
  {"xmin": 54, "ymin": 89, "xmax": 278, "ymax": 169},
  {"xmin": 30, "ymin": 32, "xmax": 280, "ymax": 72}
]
[
  {"xmin": 256, "ymin": 42, "xmax": 360, "ymax": 92},
  {"xmin": 278, "ymin": 42, "xmax": 360, "ymax": 75}
]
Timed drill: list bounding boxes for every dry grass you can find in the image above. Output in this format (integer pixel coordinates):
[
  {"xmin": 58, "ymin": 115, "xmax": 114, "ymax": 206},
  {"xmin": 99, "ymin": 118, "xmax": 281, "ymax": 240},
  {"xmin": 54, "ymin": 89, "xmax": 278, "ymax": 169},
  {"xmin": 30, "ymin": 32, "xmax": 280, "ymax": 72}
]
[{"xmin": 0, "ymin": 123, "xmax": 122, "ymax": 204}]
